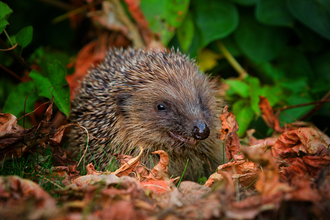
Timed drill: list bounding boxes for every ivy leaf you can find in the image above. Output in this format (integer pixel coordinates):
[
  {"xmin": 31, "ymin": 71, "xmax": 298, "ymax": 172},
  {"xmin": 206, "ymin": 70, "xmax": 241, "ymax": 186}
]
[
  {"xmin": 16, "ymin": 26, "xmax": 33, "ymax": 48},
  {"xmin": 0, "ymin": 18, "xmax": 8, "ymax": 35},
  {"xmin": 193, "ymin": 0, "xmax": 239, "ymax": 47},
  {"xmin": 0, "ymin": 2, "xmax": 12, "ymax": 20},
  {"xmin": 2, "ymin": 81, "xmax": 38, "ymax": 118},
  {"xmin": 29, "ymin": 61, "xmax": 70, "ymax": 117},
  {"xmin": 29, "ymin": 70, "xmax": 52, "ymax": 99}
]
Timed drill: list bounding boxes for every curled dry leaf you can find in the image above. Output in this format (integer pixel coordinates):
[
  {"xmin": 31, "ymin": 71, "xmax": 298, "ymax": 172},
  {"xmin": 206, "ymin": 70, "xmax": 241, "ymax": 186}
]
[
  {"xmin": 205, "ymin": 159, "xmax": 259, "ymax": 188},
  {"xmin": 146, "ymin": 150, "xmax": 169, "ymax": 180},
  {"xmin": 272, "ymin": 127, "xmax": 330, "ymax": 159},
  {"xmin": 112, "ymin": 147, "xmax": 144, "ymax": 177},
  {"xmin": 0, "ymin": 113, "xmax": 25, "ymax": 148},
  {"xmin": 219, "ymin": 106, "xmax": 241, "ymax": 161},
  {"xmin": 0, "ymin": 176, "xmax": 58, "ymax": 219}
]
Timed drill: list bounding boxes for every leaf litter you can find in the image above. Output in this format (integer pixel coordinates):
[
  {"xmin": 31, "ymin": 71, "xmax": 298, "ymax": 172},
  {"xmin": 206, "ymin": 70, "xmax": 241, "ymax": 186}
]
[{"xmin": 1, "ymin": 96, "xmax": 330, "ymax": 219}]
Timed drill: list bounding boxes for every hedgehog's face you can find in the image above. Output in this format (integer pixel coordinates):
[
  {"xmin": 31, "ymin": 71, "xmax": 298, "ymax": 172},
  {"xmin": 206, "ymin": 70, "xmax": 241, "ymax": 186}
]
[{"xmin": 116, "ymin": 74, "xmax": 216, "ymax": 149}]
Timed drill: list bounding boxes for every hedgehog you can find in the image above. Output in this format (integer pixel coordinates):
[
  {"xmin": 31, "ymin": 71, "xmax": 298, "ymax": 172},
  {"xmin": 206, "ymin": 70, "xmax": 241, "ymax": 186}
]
[{"xmin": 69, "ymin": 48, "xmax": 224, "ymax": 180}]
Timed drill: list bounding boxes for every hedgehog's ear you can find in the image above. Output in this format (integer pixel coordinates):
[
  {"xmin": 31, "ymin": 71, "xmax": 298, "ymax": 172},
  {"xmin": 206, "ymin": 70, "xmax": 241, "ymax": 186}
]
[{"xmin": 116, "ymin": 92, "xmax": 132, "ymax": 113}]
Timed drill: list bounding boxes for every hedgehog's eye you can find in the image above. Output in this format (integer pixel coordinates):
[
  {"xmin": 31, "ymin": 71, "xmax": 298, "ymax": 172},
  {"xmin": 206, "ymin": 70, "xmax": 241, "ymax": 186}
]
[{"xmin": 157, "ymin": 104, "xmax": 167, "ymax": 111}]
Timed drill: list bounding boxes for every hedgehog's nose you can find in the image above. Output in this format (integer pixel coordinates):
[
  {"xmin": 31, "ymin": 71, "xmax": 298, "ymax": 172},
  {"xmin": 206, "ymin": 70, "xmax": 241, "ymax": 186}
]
[{"xmin": 192, "ymin": 123, "xmax": 210, "ymax": 140}]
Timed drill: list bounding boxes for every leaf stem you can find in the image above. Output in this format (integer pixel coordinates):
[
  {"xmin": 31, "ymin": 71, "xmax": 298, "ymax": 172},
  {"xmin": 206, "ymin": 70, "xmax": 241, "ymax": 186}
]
[
  {"xmin": 3, "ymin": 30, "xmax": 13, "ymax": 46},
  {"xmin": 218, "ymin": 41, "xmax": 247, "ymax": 79},
  {"xmin": 0, "ymin": 39, "xmax": 32, "ymax": 71}
]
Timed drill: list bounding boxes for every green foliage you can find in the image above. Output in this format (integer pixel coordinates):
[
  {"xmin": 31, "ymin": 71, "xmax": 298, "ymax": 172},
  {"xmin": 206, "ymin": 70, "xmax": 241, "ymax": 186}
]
[
  {"xmin": 192, "ymin": 0, "xmax": 239, "ymax": 47},
  {"xmin": 140, "ymin": 0, "xmax": 190, "ymax": 45},
  {"xmin": 2, "ymin": 81, "xmax": 38, "ymax": 118},
  {"xmin": 140, "ymin": 0, "xmax": 330, "ymax": 137},
  {"xmin": 0, "ymin": 1, "xmax": 70, "ymax": 120},
  {"xmin": 16, "ymin": 26, "xmax": 33, "ymax": 48},
  {"xmin": 286, "ymin": 0, "xmax": 330, "ymax": 40},
  {"xmin": 29, "ymin": 61, "xmax": 70, "ymax": 117},
  {"xmin": 0, "ymin": 1, "xmax": 12, "ymax": 34}
]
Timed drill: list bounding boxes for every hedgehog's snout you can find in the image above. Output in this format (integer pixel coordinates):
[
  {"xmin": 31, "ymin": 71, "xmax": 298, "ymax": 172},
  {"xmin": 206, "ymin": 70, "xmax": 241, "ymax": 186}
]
[{"xmin": 192, "ymin": 123, "xmax": 210, "ymax": 140}]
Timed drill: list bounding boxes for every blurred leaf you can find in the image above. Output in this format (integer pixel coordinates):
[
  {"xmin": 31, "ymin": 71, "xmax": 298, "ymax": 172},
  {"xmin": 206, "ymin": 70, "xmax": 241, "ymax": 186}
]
[
  {"xmin": 311, "ymin": 51, "xmax": 330, "ymax": 80},
  {"xmin": 47, "ymin": 61, "xmax": 70, "ymax": 117},
  {"xmin": 2, "ymin": 81, "xmax": 38, "ymax": 118},
  {"xmin": 261, "ymin": 85, "xmax": 282, "ymax": 106},
  {"xmin": 253, "ymin": 61, "xmax": 286, "ymax": 81},
  {"xmin": 234, "ymin": 14, "xmax": 288, "ymax": 62},
  {"xmin": 277, "ymin": 48, "xmax": 315, "ymax": 80},
  {"xmin": 311, "ymin": 79, "xmax": 330, "ymax": 94},
  {"xmin": 16, "ymin": 26, "xmax": 33, "ymax": 48},
  {"xmin": 232, "ymin": 100, "xmax": 254, "ymax": 137},
  {"xmin": 230, "ymin": 0, "xmax": 256, "ymax": 6},
  {"xmin": 0, "ymin": 18, "xmax": 8, "ymax": 34},
  {"xmin": 177, "ymin": 12, "xmax": 194, "ymax": 53},
  {"xmin": 141, "ymin": 0, "xmax": 189, "ymax": 45},
  {"xmin": 246, "ymin": 76, "xmax": 261, "ymax": 115},
  {"xmin": 29, "ymin": 70, "xmax": 52, "ymax": 99},
  {"xmin": 256, "ymin": 0, "xmax": 294, "ymax": 26},
  {"xmin": 0, "ymin": 1, "xmax": 12, "ymax": 20},
  {"xmin": 187, "ymin": 28, "xmax": 201, "ymax": 58},
  {"xmin": 286, "ymin": 0, "xmax": 330, "ymax": 40},
  {"xmin": 281, "ymin": 77, "xmax": 309, "ymax": 94},
  {"xmin": 193, "ymin": 0, "xmax": 239, "ymax": 47},
  {"xmin": 197, "ymin": 49, "xmax": 221, "ymax": 72},
  {"xmin": 225, "ymin": 79, "xmax": 250, "ymax": 98}
]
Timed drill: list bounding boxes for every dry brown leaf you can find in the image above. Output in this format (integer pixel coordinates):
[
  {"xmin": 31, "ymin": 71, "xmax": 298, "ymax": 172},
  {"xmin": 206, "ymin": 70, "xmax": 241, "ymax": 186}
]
[
  {"xmin": 219, "ymin": 106, "xmax": 241, "ymax": 161},
  {"xmin": 272, "ymin": 127, "xmax": 330, "ymax": 159}
]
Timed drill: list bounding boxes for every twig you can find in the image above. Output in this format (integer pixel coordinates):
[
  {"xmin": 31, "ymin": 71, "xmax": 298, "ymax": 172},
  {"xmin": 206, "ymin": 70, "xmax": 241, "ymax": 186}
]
[
  {"xmin": 0, "ymin": 63, "xmax": 23, "ymax": 81},
  {"xmin": 52, "ymin": 0, "xmax": 103, "ymax": 24},
  {"xmin": 275, "ymin": 99, "xmax": 330, "ymax": 111},
  {"xmin": 37, "ymin": 0, "xmax": 75, "ymax": 11},
  {"xmin": 18, "ymin": 100, "xmax": 52, "ymax": 121},
  {"xmin": 0, "ymin": 39, "xmax": 32, "ymax": 71},
  {"xmin": 0, "ymin": 43, "xmax": 17, "ymax": 51},
  {"xmin": 299, "ymin": 90, "xmax": 330, "ymax": 121},
  {"xmin": 218, "ymin": 41, "xmax": 247, "ymax": 79},
  {"xmin": 110, "ymin": 0, "xmax": 145, "ymax": 48}
]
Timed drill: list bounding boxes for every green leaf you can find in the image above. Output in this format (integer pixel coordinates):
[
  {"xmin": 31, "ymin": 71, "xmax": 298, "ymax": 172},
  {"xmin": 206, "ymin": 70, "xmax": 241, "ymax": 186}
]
[
  {"xmin": 177, "ymin": 12, "xmax": 194, "ymax": 53},
  {"xmin": 256, "ymin": 0, "xmax": 294, "ymax": 26},
  {"xmin": 141, "ymin": 0, "xmax": 190, "ymax": 45},
  {"xmin": 29, "ymin": 70, "xmax": 52, "ymax": 99},
  {"xmin": 193, "ymin": 0, "xmax": 239, "ymax": 47},
  {"xmin": 277, "ymin": 48, "xmax": 315, "ymax": 80},
  {"xmin": 225, "ymin": 79, "xmax": 250, "ymax": 98},
  {"xmin": 29, "ymin": 62, "xmax": 70, "ymax": 117},
  {"xmin": 47, "ymin": 61, "xmax": 70, "ymax": 117},
  {"xmin": 16, "ymin": 26, "xmax": 33, "ymax": 48},
  {"xmin": 2, "ymin": 81, "xmax": 38, "ymax": 118},
  {"xmin": 230, "ymin": 0, "xmax": 256, "ymax": 6},
  {"xmin": 232, "ymin": 100, "xmax": 255, "ymax": 137},
  {"xmin": 0, "ymin": 18, "xmax": 8, "ymax": 35},
  {"xmin": 286, "ymin": 0, "xmax": 330, "ymax": 40},
  {"xmin": 245, "ymin": 76, "xmax": 261, "ymax": 115},
  {"xmin": 234, "ymin": 14, "xmax": 288, "ymax": 62},
  {"xmin": 0, "ymin": 1, "xmax": 12, "ymax": 20}
]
